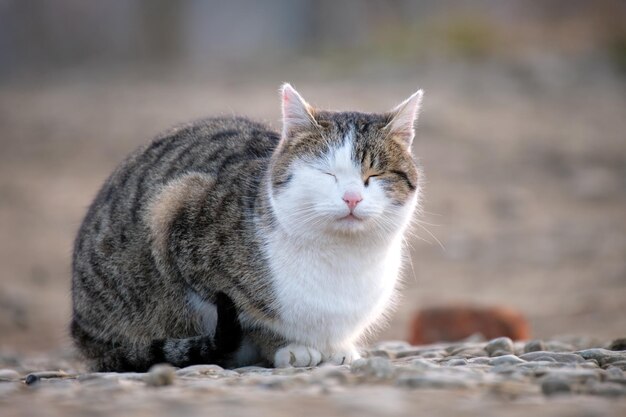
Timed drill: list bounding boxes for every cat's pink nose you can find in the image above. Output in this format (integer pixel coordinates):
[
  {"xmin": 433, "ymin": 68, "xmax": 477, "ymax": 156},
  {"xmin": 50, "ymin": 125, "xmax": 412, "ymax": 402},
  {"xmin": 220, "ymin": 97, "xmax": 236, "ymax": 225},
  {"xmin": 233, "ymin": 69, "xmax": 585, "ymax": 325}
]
[{"xmin": 342, "ymin": 191, "xmax": 363, "ymax": 211}]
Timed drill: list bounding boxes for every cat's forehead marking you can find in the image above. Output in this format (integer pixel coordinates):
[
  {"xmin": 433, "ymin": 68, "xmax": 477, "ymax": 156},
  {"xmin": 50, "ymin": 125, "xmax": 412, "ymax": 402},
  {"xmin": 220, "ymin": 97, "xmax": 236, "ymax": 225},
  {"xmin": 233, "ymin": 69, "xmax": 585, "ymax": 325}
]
[{"xmin": 329, "ymin": 127, "xmax": 359, "ymax": 173}]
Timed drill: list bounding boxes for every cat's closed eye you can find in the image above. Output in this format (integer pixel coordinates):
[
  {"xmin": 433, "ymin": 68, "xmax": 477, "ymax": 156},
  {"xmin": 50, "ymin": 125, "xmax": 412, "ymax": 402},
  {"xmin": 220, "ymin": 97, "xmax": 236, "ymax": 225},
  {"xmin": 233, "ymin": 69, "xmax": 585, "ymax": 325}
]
[
  {"xmin": 322, "ymin": 171, "xmax": 337, "ymax": 181},
  {"xmin": 364, "ymin": 174, "xmax": 381, "ymax": 187}
]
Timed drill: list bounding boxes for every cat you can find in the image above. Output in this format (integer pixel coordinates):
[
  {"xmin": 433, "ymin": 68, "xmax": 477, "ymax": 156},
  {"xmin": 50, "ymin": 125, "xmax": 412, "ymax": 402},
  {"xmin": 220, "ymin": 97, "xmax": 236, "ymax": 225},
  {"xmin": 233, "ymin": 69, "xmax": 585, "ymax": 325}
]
[{"xmin": 71, "ymin": 84, "xmax": 423, "ymax": 371}]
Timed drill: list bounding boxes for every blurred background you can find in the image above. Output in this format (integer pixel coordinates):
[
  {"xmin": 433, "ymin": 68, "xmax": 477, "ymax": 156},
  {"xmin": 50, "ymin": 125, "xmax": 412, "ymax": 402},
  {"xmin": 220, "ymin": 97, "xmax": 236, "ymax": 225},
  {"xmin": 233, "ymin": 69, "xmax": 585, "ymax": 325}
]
[{"xmin": 0, "ymin": 0, "xmax": 625, "ymax": 354}]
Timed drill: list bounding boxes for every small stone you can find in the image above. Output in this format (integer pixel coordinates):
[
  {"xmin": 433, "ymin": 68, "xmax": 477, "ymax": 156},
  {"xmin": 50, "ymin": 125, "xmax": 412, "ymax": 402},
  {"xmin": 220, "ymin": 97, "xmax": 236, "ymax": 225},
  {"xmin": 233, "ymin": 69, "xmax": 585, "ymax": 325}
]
[
  {"xmin": 24, "ymin": 374, "xmax": 39, "ymax": 385},
  {"xmin": 490, "ymin": 350, "xmax": 512, "ymax": 357},
  {"xmin": 519, "ymin": 351, "xmax": 584, "ymax": 364},
  {"xmin": 409, "ymin": 358, "xmax": 439, "ymax": 371},
  {"xmin": 514, "ymin": 361, "xmax": 567, "ymax": 373},
  {"xmin": 605, "ymin": 366, "xmax": 624, "ymax": 379},
  {"xmin": 523, "ymin": 340, "xmax": 545, "ymax": 353},
  {"xmin": 446, "ymin": 359, "xmax": 468, "ymax": 366},
  {"xmin": 542, "ymin": 369, "xmax": 601, "ymax": 383},
  {"xmin": 0, "ymin": 369, "xmax": 20, "ymax": 382},
  {"xmin": 233, "ymin": 366, "xmax": 272, "ymax": 374},
  {"xmin": 533, "ymin": 355, "xmax": 557, "ymax": 363},
  {"xmin": 395, "ymin": 349, "xmax": 426, "ymax": 359},
  {"xmin": 367, "ymin": 350, "xmax": 391, "ymax": 359},
  {"xmin": 576, "ymin": 348, "xmax": 626, "ymax": 366},
  {"xmin": 608, "ymin": 338, "xmax": 626, "ymax": 351},
  {"xmin": 26, "ymin": 370, "xmax": 70, "ymax": 379},
  {"xmin": 468, "ymin": 357, "xmax": 490, "ymax": 365},
  {"xmin": 373, "ymin": 340, "xmax": 410, "ymax": 351},
  {"xmin": 541, "ymin": 378, "xmax": 572, "ymax": 396},
  {"xmin": 607, "ymin": 361, "xmax": 626, "ymax": 371},
  {"xmin": 485, "ymin": 337, "xmax": 514, "ymax": 357},
  {"xmin": 448, "ymin": 348, "xmax": 489, "ymax": 358},
  {"xmin": 259, "ymin": 375, "xmax": 294, "ymax": 389},
  {"xmin": 489, "ymin": 354, "xmax": 526, "ymax": 366},
  {"xmin": 396, "ymin": 373, "xmax": 471, "ymax": 389},
  {"xmin": 446, "ymin": 343, "xmax": 486, "ymax": 355},
  {"xmin": 145, "ymin": 364, "xmax": 176, "ymax": 387},
  {"xmin": 175, "ymin": 364, "xmax": 225, "ymax": 377},
  {"xmin": 586, "ymin": 382, "xmax": 625, "ymax": 397},
  {"xmin": 350, "ymin": 357, "xmax": 395, "ymax": 379},
  {"xmin": 311, "ymin": 366, "xmax": 349, "ymax": 384}
]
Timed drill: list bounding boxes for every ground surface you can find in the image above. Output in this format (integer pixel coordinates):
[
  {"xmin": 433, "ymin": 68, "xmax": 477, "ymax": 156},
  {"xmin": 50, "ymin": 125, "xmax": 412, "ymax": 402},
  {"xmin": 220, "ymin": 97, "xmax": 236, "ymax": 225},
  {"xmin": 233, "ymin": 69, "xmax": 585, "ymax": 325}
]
[{"xmin": 1, "ymin": 337, "xmax": 626, "ymax": 416}]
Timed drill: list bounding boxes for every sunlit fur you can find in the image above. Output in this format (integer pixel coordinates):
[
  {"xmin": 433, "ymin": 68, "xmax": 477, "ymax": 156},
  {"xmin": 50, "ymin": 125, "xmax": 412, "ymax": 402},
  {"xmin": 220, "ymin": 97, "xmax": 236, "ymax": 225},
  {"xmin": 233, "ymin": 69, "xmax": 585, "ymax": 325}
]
[{"xmin": 263, "ymin": 85, "xmax": 423, "ymax": 364}]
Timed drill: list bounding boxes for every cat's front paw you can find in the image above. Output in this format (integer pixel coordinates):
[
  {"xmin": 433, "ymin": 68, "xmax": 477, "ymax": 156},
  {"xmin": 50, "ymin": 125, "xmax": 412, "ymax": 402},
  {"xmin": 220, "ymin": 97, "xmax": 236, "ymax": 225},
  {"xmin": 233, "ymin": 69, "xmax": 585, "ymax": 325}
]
[
  {"xmin": 274, "ymin": 344, "xmax": 323, "ymax": 368},
  {"xmin": 323, "ymin": 347, "xmax": 361, "ymax": 365}
]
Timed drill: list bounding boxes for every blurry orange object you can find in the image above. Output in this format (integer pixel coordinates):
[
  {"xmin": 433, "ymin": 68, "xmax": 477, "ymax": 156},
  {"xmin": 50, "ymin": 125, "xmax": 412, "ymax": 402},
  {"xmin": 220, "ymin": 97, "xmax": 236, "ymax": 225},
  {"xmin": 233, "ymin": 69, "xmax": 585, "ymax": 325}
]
[{"xmin": 408, "ymin": 305, "xmax": 530, "ymax": 345}]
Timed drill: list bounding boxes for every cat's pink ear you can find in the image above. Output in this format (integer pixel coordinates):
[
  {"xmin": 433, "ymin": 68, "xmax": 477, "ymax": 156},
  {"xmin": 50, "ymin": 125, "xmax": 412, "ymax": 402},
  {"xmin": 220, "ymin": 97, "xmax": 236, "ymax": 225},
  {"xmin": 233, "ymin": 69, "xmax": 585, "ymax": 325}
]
[
  {"xmin": 281, "ymin": 83, "xmax": 315, "ymax": 138},
  {"xmin": 385, "ymin": 90, "xmax": 424, "ymax": 150}
]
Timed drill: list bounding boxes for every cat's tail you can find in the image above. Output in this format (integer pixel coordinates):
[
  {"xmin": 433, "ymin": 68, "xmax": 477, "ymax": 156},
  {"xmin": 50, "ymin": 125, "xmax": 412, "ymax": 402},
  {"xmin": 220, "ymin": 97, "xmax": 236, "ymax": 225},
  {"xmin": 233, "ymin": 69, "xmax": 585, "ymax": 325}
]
[{"xmin": 72, "ymin": 292, "xmax": 243, "ymax": 372}]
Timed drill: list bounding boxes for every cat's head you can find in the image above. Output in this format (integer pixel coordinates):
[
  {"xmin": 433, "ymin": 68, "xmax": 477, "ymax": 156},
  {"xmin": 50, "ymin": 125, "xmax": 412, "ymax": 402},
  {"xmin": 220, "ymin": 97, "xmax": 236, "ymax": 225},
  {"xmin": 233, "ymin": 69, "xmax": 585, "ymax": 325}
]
[{"xmin": 269, "ymin": 84, "xmax": 423, "ymax": 241}]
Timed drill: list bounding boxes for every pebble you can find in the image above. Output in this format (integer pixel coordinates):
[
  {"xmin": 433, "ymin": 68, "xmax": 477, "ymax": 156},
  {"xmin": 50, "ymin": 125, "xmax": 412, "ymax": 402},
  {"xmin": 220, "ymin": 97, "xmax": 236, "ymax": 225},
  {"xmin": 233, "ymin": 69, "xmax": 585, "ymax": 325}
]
[
  {"xmin": 541, "ymin": 368, "xmax": 601, "ymax": 383},
  {"xmin": 523, "ymin": 340, "xmax": 545, "ymax": 353},
  {"xmin": 145, "ymin": 364, "xmax": 176, "ymax": 387},
  {"xmin": 576, "ymin": 348, "xmax": 626, "ymax": 366},
  {"xmin": 25, "ymin": 374, "xmax": 40, "ymax": 385},
  {"xmin": 310, "ymin": 366, "xmax": 349, "ymax": 384},
  {"xmin": 485, "ymin": 337, "xmax": 514, "ymax": 356},
  {"xmin": 586, "ymin": 381, "xmax": 625, "ymax": 397},
  {"xmin": 519, "ymin": 351, "xmax": 585, "ymax": 364},
  {"xmin": 607, "ymin": 360, "xmax": 626, "ymax": 371},
  {"xmin": 468, "ymin": 357, "xmax": 491, "ymax": 365},
  {"xmin": 541, "ymin": 377, "xmax": 572, "ymax": 396},
  {"xmin": 367, "ymin": 349, "xmax": 391, "ymax": 359},
  {"xmin": 233, "ymin": 366, "xmax": 272, "ymax": 375},
  {"xmin": 396, "ymin": 373, "xmax": 472, "ymax": 389},
  {"xmin": 2, "ymin": 337, "xmax": 625, "ymax": 406},
  {"xmin": 608, "ymin": 338, "xmax": 626, "ymax": 351},
  {"xmin": 350, "ymin": 357, "xmax": 395, "ymax": 379},
  {"xmin": 176, "ymin": 364, "xmax": 226, "ymax": 377},
  {"xmin": 0, "ymin": 369, "xmax": 20, "ymax": 382},
  {"xmin": 489, "ymin": 354, "xmax": 526, "ymax": 366},
  {"xmin": 605, "ymin": 366, "xmax": 624, "ymax": 379},
  {"xmin": 409, "ymin": 358, "xmax": 439, "ymax": 371}
]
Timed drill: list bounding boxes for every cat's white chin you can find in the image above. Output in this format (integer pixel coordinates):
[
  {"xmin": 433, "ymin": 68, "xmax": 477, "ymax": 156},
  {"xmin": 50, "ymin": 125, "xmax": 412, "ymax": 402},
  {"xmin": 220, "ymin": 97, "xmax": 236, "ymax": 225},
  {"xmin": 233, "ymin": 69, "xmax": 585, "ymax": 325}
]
[{"xmin": 331, "ymin": 213, "xmax": 370, "ymax": 233}]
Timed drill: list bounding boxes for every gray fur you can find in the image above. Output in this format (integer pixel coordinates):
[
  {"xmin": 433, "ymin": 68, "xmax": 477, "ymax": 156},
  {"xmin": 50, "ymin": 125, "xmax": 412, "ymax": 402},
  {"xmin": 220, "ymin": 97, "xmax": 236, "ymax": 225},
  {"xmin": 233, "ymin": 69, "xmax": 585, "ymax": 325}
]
[{"xmin": 72, "ymin": 102, "xmax": 419, "ymax": 371}]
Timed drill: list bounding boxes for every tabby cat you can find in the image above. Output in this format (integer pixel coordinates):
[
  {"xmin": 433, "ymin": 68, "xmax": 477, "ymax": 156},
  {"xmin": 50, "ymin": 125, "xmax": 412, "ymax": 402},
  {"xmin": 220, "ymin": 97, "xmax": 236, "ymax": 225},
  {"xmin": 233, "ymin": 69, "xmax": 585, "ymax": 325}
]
[{"xmin": 71, "ymin": 84, "xmax": 423, "ymax": 371}]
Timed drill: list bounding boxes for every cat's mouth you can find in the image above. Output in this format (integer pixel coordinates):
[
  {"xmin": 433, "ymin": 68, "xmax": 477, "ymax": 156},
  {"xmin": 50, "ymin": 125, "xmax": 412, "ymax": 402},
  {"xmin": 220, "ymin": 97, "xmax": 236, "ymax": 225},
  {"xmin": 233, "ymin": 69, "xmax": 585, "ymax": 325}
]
[{"xmin": 339, "ymin": 213, "xmax": 363, "ymax": 222}]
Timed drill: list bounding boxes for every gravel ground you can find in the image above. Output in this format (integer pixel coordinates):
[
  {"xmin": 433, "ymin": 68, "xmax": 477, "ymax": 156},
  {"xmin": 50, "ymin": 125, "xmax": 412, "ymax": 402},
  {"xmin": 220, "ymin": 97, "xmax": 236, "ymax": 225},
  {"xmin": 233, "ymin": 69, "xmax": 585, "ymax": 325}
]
[{"xmin": 2, "ymin": 337, "xmax": 625, "ymax": 416}]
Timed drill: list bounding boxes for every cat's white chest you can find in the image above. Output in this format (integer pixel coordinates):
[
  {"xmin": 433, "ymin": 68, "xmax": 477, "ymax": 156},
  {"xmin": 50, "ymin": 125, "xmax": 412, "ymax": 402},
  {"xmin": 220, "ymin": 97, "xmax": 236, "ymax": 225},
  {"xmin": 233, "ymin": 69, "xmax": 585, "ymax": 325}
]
[{"xmin": 265, "ymin": 234, "xmax": 402, "ymax": 350}]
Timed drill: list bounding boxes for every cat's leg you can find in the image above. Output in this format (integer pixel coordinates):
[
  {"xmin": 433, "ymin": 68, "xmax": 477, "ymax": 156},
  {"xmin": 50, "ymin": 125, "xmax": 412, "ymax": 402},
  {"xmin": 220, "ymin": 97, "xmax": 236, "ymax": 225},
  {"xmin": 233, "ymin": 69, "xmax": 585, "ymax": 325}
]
[
  {"xmin": 274, "ymin": 344, "xmax": 323, "ymax": 368},
  {"xmin": 322, "ymin": 346, "xmax": 362, "ymax": 365},
  {"xmin": 245, "ymin": 327, "xmax": 323, "ymax": 368}
]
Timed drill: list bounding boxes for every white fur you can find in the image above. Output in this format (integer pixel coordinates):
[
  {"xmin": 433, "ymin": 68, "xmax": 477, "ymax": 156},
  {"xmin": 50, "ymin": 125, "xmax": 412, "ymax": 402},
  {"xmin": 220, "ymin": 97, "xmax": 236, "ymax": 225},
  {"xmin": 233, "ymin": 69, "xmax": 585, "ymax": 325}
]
[
  {"xmin": 265, "ymin": 131, "xmax": 418, "ymax": 366},
  {"xmin": 187, "ymin": 290, "xmax": 217, "ymax": 336}
]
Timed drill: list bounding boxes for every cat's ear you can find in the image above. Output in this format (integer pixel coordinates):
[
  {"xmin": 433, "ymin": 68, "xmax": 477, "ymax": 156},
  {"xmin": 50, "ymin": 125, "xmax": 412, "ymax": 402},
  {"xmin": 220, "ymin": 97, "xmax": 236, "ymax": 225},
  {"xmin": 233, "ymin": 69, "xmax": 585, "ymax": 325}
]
[
  {"xmin": 281, "ymin": 83, "xmax": 316, "ymax": 138},
  {"xmin": 385, "ymin": 90, "xmax": 424, "ymax": 150}
]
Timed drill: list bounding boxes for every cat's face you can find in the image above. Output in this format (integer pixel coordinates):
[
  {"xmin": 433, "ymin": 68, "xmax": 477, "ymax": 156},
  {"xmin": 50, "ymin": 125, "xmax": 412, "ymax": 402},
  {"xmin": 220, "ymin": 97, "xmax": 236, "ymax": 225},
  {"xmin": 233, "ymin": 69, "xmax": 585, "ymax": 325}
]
[{"xmin": 269, "ymin": 84, "xmax": 422, "ymax": 240}]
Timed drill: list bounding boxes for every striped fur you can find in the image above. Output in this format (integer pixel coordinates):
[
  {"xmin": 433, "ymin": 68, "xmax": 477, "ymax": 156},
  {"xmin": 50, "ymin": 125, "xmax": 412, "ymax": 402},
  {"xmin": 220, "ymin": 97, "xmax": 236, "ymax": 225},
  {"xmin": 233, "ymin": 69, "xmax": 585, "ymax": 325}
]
[{"xmin": 71, "ymin": 84, "xmax": 424, "ymax": 370}]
